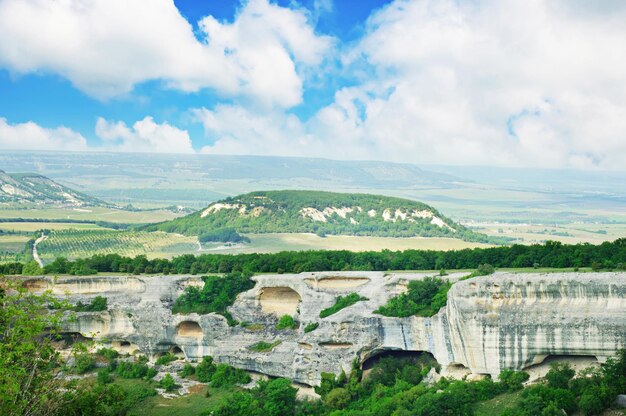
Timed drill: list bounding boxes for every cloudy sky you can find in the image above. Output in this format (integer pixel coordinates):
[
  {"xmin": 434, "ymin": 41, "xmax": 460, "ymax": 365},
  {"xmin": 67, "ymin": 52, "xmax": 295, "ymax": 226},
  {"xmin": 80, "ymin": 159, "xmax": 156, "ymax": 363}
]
[{"xmin": 1, "ymin": 0, "xmax": 625, "ymax": 169}]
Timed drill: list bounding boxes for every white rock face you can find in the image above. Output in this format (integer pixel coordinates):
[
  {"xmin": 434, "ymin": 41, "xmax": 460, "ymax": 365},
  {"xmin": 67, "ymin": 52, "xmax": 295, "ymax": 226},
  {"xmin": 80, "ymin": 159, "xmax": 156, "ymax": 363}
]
[{"xmin": 24, "ymin": 271, "xmax": 626, "ymax": 386}]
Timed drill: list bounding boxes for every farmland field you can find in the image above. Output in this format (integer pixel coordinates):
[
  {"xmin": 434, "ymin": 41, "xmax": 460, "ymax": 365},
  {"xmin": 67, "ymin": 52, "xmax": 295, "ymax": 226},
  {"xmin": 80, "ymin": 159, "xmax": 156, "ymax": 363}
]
[
  {"xmin": 0, "ymin": 234, "xmax": 30, "ymax": 263},
  {"xmin": 0, "ymin": 207, "xmax": 181, "ymax": 224},
  {"xmin": 36, "ymin": 229, "xmax": 198, "ymax": 263},
  {"xmin": 0, "ymin": 221, "xmax": 107, "ymax": 232}
]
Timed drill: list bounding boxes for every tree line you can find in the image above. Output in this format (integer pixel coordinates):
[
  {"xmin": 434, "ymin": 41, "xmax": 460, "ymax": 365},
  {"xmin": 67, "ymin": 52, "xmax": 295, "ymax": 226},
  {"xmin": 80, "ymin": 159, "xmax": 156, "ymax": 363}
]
[{"xmin": 1, "ymin": 239, "xmax": 625, "ymax": 276}]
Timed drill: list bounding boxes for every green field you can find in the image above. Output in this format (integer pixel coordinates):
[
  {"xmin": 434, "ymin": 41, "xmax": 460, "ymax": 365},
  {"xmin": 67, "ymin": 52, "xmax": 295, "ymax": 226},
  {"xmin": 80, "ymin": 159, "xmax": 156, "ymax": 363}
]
[
  {"xmin": 37, "ymin": 229, "xmax": 198, "ymax": 263},
  {"xmin": 0, "ymin": 234, "xmax": 30, "ymax": 263},
  {"xmin": 0, "ymin": 206, "xmax": 181, "ymax": 224},
  {"xmin": 200, "ymin": 233, "xmax": 493, "ymax": 254},
  {"xmin": 474, "ymin": 222, "xmax": 626, "ymax": 245},
  {"xmin": 0, "ymin": 221, "xmax": 107, "ymax": 232}
]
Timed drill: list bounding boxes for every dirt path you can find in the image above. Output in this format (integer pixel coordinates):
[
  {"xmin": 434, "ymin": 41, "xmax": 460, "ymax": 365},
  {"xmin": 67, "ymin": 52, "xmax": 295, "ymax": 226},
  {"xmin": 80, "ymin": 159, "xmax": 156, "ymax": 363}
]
[{"xmin": 33, "ymin": 232, "xmax": 47, "ymax": 267}]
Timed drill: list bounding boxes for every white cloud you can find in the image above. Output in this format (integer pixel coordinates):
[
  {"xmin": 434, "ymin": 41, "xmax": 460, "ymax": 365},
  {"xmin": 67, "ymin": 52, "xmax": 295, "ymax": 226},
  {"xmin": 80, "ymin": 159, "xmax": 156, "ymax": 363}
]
[
  {"xmin": 323, "ymin": 0, "xmax": 626, "ymax": 169},
  {"xmin": 95, "ymin": 117, "xmax": 194, "ymax": 154},
  {"xmin": 0, "ymin": 118, "xmax": 87, "ymax": 151},
  {"xmin": 196, "ymin": 0, "xmax": 626, "ymax": 169},
  {"xmin": 0, "ymin": 0, "xmax": 331, "ymax": 107}
]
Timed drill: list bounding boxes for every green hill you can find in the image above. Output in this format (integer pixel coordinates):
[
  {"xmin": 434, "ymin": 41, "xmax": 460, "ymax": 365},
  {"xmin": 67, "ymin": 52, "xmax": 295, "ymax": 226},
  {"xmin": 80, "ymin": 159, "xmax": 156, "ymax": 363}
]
[{"xmin": 145, "ymin": 190, "xmax": 498, "ymax": 243}]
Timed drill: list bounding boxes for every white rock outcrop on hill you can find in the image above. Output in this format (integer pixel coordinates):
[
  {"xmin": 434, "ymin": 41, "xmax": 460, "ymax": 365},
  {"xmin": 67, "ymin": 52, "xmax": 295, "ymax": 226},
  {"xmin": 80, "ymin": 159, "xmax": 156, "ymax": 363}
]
[{"xmin": 23, "ymin": 271, "xmax": 626, "ymax": 386}]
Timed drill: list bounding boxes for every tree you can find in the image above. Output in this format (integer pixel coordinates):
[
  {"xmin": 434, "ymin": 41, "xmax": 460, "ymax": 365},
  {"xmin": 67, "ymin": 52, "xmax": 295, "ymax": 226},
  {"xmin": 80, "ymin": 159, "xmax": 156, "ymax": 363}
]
[
  {"xmin": 22, "ymin": 260, "xmax": 43, "ymax": 276},
  {"xmin": 0, "ymin": 278, "xmax": 68, "ymax": 416}
]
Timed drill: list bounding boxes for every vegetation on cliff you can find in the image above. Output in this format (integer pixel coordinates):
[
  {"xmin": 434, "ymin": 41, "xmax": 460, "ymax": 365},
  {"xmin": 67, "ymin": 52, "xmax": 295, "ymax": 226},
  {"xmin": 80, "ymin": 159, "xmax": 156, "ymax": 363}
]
[
  {"xmin": 375, "ymin": 277, "xmax": 451, "ymax": 317},
  {"xmin": 171, "ymin": 272, "xmax": 254, "ymax": 324},
  {"xmin": 319, "ymin": 293, "xmax": 368, "ymax": 318},
  {"xmin": 19, "ymin": 238, "xmax": 626, "ymax": 277},
  {"xmin": 143, "ymin": 190, "xmax": 499, "ymax": 243}
]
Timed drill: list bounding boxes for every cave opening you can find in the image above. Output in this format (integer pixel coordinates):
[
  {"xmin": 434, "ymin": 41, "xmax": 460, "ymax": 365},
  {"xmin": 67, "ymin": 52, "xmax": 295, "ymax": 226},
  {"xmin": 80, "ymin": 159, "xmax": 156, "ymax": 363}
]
[
  {"xmin": 176, "ymin": 321, "xmax": 203, "ymax": 339},
  {"xmin": 259, "ymin": 286, "xmax": 301, "ymax": 315},
  {"xmin": 361, "ymin": 350, "xmax": 439, "ymax": 373}
]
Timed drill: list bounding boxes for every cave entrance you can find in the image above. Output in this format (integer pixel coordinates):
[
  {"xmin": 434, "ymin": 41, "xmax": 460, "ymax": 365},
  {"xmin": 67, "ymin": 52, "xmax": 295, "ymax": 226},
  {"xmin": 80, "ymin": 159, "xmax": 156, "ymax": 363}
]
[
  {"xmin": 176, "ymin": 321, "xmax": 203, "ymax": 339},
  {"xmin": 169, "ymin": 346, "xmax": 185, "ymax": 359},
  {"xmin": 51, "ymin": 332, "xmax": 93, "ymax": 349},
  {"xmin": 259, "ymin": 286, "xmax": 301, "ymax": 315},
  {"xmin": 361, "ymin": 350, "xmax": 439, "ymax": 379},
  {"xmin": 523, "ymin": 355, "xmax": 600, "ymax": 381}
]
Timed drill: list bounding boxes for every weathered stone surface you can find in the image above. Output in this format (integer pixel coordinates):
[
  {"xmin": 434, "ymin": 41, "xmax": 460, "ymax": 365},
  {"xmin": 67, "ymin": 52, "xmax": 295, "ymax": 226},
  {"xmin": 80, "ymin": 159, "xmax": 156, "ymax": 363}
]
[
  {"xmin": 616, "ymin": 394, "xmax": 626, "ymax": 408},
  {"xmin": 23, "ymin": 271, "xmax": 626, "ymax": 386}
]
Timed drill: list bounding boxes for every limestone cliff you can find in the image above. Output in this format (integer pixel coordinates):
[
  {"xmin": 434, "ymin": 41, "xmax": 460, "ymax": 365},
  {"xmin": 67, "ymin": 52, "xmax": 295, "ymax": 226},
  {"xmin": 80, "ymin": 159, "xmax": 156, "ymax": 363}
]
[{"xmin": 22, "ymin": 271, "xmax": 626, "ymax": 386}]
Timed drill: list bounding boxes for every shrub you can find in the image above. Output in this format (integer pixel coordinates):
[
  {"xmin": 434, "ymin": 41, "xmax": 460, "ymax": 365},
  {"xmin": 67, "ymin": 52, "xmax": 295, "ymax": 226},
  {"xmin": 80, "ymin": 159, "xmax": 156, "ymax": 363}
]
[
  {"xmin": 96, "ymin": 347, "xmax": 119, "ymax": 361},
  {"xmin": 375, "ymin": 277, "xmax": 450, "ymax": 317},
  {"xmin": 325, "ymin": 387, "xmax": 351, "ymax": 410},
  {"xmin": 155, "ymin": 352, "xmax": 177, "ymax": 366},
  {"xmin": 180, "ymin": 363, "xmax": 195, "ymax": 378},
  {"xmin": 159, "ymin": 373, "xmax": 178, "ymax": 391},
  {"xmin": 74, "ymin": 296, "xmax": 108, "ymax": 312},
  {"xmin": 276, "ymin": 315, "xmax": 297, "ymax": 330},
  {"xmin": 320, "ymin": 293, "xmax": 368, "ymax": 318},
  {"xmin": 210, "ymin": 364, "xmax": 251, "ymax": 387},
  {"xmin": 115, "ymin": 360, "xmax": 157, "ymax": 380},
  {"xmin": 199, "ymin": 228, "xmax": 250, "ymax": 244},
  {"xmin": 545, "ymin": 362, "xmax": 575, "ymax": 389},
  {"xmin": 196, "ymin": 356, "xmax": 216, "ymax": 382},
  {"xmin": 73, "ymin": 352, "xmax": 95, "ymax": 374},
  {"xmin": 97, "ymin": 368, "xmax": 112, "ymax": 385},
  {"xmin": 499, "ymin": 369, "xmax": 530, "ymax": 391},
  {"xmin": 248, "ymin": 340, "xmax": 281, "ymax": 352},
  {"xmin": 304, "ymin": 322, "xmax": 319, "ymax": 333}
]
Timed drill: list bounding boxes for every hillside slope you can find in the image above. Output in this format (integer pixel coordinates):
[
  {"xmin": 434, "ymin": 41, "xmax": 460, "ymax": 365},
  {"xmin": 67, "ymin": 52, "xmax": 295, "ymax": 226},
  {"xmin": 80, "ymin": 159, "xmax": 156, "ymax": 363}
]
[
  {"xmin": 0, "ymin": 170, "xmax": 111, "ymax": 207},
  {"xmin": 146, "ymin": 190, "xmax": 497, "ymax": 243}
]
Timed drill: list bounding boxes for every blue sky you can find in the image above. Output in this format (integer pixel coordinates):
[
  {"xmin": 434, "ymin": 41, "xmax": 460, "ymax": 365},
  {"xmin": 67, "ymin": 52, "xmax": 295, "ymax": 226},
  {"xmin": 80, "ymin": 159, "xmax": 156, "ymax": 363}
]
[{"xmin": 0, "ymin": 0, "xmax": 625, "ymax": 169}]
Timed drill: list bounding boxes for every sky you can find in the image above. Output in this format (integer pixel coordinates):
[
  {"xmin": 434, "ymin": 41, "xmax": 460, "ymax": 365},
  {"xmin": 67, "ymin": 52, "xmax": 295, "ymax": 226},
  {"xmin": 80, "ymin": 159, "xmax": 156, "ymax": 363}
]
[{"xmin": 0, "ymin": 0, "xmax": 625, "ymax": 170}]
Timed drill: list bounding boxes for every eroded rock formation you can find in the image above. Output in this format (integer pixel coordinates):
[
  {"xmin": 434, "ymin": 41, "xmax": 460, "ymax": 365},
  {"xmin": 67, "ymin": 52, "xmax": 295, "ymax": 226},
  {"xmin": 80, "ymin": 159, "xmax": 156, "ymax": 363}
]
[{"xmin": 22, "ymin": 271, "xmax": 626, "ymax": 386}]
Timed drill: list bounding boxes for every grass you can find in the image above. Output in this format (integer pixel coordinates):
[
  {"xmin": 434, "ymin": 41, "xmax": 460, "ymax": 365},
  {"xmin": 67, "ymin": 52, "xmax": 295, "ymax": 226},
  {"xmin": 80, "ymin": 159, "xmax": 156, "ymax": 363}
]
[
  {"xmin": 127, "ymin": 384, "xmax": 232, "ymax": 416},
  {"xmin": 474, "ymin": 390, "xmax": 523, "ymax": 416},
  {"xmin": 248, "ymin": 340, "xmax": 281, "ymax": 352},
  {"xmin": 320, "ymin": 293, "xmax": 368, "ymax": 318},
  {"xmin": 0, "ymin": 234, "xmax": 30, "ymax": 263}
]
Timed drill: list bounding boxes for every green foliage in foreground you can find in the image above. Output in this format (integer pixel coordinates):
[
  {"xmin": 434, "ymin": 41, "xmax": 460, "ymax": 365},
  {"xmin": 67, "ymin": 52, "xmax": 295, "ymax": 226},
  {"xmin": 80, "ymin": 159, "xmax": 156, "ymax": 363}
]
[
  {"xmin": 171, "ymin": 272, "xmax": 254, "ymax": 324},
  {"xmin": 30, "ymin": 238, "xmax": 626, "ymax": 277},
  {"xmin": 320, "ymin": 293, "xmax": 368, "ymax": 318},
  {"xmin": 375, "ymin": 276, "xmax": 451, "ymax": 317},
  {"xmin": 74, "ymin": 295, "xmax": 108, "ymax": 312},
  {"xmin": 276, "ymin": 314, "xmax": 298, "ymax": 330},
  {"xmin": 0, "ymin": 280, "xmax": 67, "ymax": 416}
]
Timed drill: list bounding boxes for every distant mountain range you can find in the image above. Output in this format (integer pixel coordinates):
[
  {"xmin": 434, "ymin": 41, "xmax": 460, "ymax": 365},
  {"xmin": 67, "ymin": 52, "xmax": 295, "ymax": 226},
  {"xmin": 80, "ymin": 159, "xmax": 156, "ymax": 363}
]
[
  {"xmin": 145, "ymin": 190, "xmax": 499, "ymax": 243},
  {"xmin": 0, "ymin": 170, "xmax": 111, "ymax": 208}
]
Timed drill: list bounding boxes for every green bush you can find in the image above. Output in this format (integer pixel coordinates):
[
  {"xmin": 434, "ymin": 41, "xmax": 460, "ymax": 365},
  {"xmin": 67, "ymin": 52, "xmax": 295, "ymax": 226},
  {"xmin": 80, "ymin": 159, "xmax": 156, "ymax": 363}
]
[
  {"xmin": 499, "ymin": 369, "xmax": 530, "ymax": 391},
  {"xmin": 276, "ymin": 315, "xmax": 297, "ymax": 330},
  {"xmin": 74, "ymin": 296, "xmax": 108, "ymax": 312},
  {"xmin": 159, "ymin": 373, "xmax": 178, "ymax": 391},
  {"xmin": 73, "ymin": 352, "xmax": 95, "ymax": 374},
  {"xmin": 96, "ymin": 368, "xmax": 112, "ymax": 385},
  {"xmin": 248, "ymin": 340, "xmax": 281, "ymax": 352},
  {"xmin": 155, "ymin": 352, "xmax": 177, "ymax": 366},
  {"xmin": 324, "ymin": 387, "xmax": 351, "ymax": 410},
  {"xmin": 320, "ymin": 293, "xmax": 368, "ymax": 318},
  {"xmin": 375, "ymin": 276, "xmax": 451, "ymax": 317},
  {"xmin": 303, "ymin": 322, "xmax": 319, "ymax": 333},
  {"xmin": 180, "ymin": 363, "xmax": 195, "ymax": 378},
  {"xmin": 96, "ymin": 347, "xmax": 119, "ymax": 361},
  {"xmin": 210, "ymin": 364, "xmax": 251, "ymax": 387},
  {"xmin": 545, "ymin": 362, "xmax": 575, "ymax": 389},
  {"xmin": 196, "ymin": 356, "xmax": 216, "ymax": 382},
  {"xmin": 114, "ymin": 360, "xmax": 157, "ymax": 380},
  {"xmin": 199, "ymin": 228, "xmax": 250, "ymax": 244}
]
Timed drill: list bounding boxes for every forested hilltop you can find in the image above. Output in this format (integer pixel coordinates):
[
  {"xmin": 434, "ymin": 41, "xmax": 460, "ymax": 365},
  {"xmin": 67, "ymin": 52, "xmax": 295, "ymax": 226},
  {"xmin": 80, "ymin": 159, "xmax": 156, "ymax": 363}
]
[{"xmin": 144, "ymin": 190, "xmax": 498, "ymax": 243}]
